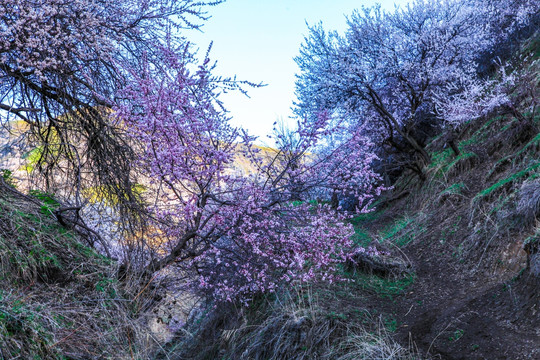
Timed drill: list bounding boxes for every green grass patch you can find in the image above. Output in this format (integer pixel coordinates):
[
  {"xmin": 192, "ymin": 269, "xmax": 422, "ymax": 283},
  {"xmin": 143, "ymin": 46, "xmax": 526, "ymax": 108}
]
[
  {"xmin": 351, "ymin": 227, "xmax": 373, "ymax": 247},
  {"xmin": 439, "ymin": 182, "xmax": 466, "ymax": 197},
  {"xmin": 429, "ymin": 148, "xmax": 453, "ymax": 171},
  {"xmin": 446, "ymin": 152, "xmax": 478, "ymax": 173},
  {"xmin": 353, "ymin": 272, "xmax": 416, "ymax": 300},
  {"xmin": 380, "ymin": 216, "xmax": 413, "ymax": 240},
  {"xmin": 378, "ymin": 215, "xmax": 421, "ymax": 247},
  {"xmin": 349, "ymin": 208, "xmax": 387, "ymax": 246},
  {"xmin": 486, "ymin": 131, "xmax": 540, "ymax": 179},
  {"xmin": 29, "ymin": 189, "xmax": 61, "ymax": 215},
  {"xmin": 429, "ymin": 148, "xmax": 478, "ymax": 179},
  {"xmin": 462, "ymin": 115, "xmax": 507, "ymax": 146},
  {"xmin": 0, "ymin": 191, "xmax": 113, "ymax": 283},
  {"xmin": 383, "ymin": 316, "xmax": 398, "ymax": 332},
  {"xmin": 349, "ymin": 205, "xmax": 386, "ymax": 225},
  {"xmin": 511, "ymin": 132, "xmax": 540, "ymax": 163},
  {"xmin": 500, "ymin": 118, "xmax": 519, "ymax": 132},
  {"xmin": 1, "ymin": 169, "xmax": 15, "ymax": 187},
  {"xmin": 475, "ymin": 162, "xmax": 540, "ymax": 200}
]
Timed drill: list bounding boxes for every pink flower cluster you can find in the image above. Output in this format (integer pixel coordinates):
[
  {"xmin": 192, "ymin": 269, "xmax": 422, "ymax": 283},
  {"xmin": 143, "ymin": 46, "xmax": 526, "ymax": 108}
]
[{"xmin": 115, "ymin": 44, "xmax": 385, "ymax": 303}]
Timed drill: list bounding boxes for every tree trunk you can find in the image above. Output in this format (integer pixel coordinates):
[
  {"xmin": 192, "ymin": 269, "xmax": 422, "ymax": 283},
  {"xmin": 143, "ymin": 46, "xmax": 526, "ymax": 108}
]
[{"xmin": 448, "ymin": 138, "xmax": 460, "ymax": 156}]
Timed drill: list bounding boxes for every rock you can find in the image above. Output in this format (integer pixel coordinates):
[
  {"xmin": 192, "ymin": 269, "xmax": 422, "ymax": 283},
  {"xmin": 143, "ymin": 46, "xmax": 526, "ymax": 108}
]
[
  {"xmin": 346, "ymin": 250, "xmax": 411, "ymax": 278},
  {"xmin": 498, "ymin": 241, "xmax": 528, "ymax": 274}
]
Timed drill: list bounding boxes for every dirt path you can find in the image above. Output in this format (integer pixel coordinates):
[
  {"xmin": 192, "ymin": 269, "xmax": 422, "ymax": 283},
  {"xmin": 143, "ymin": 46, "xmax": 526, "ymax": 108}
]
[{"xmin": 390, "ymin": 241, "xmax": 540, "ymax": 359}]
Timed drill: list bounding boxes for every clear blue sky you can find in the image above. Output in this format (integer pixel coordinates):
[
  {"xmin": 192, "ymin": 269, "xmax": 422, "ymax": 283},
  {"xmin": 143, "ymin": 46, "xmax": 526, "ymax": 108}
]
[{"xmin": 187, "ymin": 0, "xmax": 406, "ymax": 143}]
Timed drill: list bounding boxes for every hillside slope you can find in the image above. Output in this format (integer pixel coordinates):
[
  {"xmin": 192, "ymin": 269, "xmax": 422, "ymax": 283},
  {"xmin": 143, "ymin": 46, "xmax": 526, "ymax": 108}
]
[
  {"xmin": 381, "ymin": 54, "xmax": 540, "ymax": 358},
  {"xmin": 159, "ymin": 36, "xmax": 540, "ymax": 360},
  {"xmin": 329, "ymin": 37, "xmax": 540, "ymax": 359},
  {"xmin": 0, "ymin": 179, "xmax": 154, "ymax": 359},
  {"xmin": 1, "ymin": 27, "xmax": 538, "ymax": 360}
]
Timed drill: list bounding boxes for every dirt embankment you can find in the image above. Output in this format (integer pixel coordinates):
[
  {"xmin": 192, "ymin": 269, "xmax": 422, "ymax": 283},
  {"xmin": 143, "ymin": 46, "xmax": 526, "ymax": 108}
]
[{"xmin": 360, "ymin": 103, "xmax": 540, "ymax": 359}]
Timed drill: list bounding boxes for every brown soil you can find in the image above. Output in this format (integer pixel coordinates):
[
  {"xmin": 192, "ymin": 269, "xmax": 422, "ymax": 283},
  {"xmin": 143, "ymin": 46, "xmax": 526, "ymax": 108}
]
[
  {"xmin": 358, "ymin": 167, "xmax": 540, "ymax": 359},
  {"xmin": 394, "ymin": 240, "xmax": 539, "ymax": 360}
]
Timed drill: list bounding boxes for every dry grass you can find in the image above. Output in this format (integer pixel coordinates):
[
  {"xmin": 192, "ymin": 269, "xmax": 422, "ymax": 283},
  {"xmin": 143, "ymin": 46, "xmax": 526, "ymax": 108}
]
[
  {"xmin": 327, "ymin": 324, "xmax": 422, "ymax": 360},
  {"xmin": 516, "ymin": 180, "xmax": 540, "ymax": 226},
  {"xmin": 0, "ymin": 181, "xmax": 158, "ymax": 359},
  {"xmin": 223, "ymin": 288, "xmax": 337, "ymax": 360},
  {"xmin": 163, "ymin": 287, "xmax": 425, "ymax": 360}
]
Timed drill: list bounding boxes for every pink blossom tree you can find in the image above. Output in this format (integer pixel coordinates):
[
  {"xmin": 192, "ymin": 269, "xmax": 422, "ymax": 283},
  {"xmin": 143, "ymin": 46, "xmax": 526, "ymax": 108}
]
[
  {"xmin": 0, "ymin": 0, "xmax": 387, "ymax": 303},
  {"xmin": 0, "ymin": 0, "xmax": 224, "ymax": 223},
  {"xmin": 474, "ymin": 0, "xmax": 539, "ymax": 37},
  {"xmin": 116, "ymin": 44, "xmax": 386, "ymax": 302}
]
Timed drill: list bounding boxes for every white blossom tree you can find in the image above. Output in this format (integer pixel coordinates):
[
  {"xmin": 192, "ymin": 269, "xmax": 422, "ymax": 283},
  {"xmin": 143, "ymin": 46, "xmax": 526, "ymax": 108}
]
[{"xmin": 294, "ymin": 0, "xmax": 494, "ymax": 177}]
